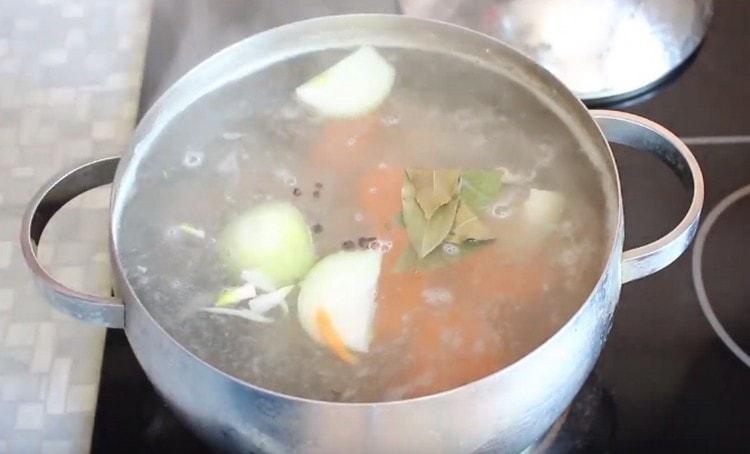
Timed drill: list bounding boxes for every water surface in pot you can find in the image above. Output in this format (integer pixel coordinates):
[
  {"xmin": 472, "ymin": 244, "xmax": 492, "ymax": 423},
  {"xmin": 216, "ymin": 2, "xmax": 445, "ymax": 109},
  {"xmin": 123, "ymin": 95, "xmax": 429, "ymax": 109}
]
[{"xmin": 116, "ymin": 45, "xmax": 610, "ymax": 402}]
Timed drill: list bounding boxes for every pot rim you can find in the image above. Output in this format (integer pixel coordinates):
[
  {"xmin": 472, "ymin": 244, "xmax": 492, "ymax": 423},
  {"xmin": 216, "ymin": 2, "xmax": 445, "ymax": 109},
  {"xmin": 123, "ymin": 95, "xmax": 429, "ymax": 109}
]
[{"xmin": 110, "ymin": 13, "xmax": 623, "ymax": 407}]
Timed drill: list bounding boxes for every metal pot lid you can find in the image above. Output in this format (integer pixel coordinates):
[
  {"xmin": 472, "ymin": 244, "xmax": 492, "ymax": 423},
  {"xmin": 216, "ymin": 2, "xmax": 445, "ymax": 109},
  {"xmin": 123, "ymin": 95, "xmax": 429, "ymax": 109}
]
[
  {"xmin": 110, "ymin": 15, "xmax": 618, "ymax": 399},
  {"xmin": 399, "ymin": 0, "xmax": 713, "ymax": 103}
]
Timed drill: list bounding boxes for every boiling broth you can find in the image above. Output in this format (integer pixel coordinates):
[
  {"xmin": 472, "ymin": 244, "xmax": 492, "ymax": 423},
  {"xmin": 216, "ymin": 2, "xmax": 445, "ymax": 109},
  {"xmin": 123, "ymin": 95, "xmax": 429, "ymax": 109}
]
[{"xmin": 116, "ymin": 47, "xmax": 610, "ymax": 402}]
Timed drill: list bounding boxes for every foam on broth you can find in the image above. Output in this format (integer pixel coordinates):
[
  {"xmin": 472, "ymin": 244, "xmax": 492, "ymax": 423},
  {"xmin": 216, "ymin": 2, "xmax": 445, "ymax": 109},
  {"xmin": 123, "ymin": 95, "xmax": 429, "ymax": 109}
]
[{"xmin": 117, "ymin": 47, "xmax": 609, "ymax": 402}]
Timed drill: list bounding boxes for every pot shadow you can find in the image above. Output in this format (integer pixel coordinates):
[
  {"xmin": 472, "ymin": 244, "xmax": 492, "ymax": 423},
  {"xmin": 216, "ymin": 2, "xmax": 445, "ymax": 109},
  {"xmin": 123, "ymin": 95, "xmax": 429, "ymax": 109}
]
[{"xmin": 536, "ymin": 371, "xmax": 617, "ymax": 454}]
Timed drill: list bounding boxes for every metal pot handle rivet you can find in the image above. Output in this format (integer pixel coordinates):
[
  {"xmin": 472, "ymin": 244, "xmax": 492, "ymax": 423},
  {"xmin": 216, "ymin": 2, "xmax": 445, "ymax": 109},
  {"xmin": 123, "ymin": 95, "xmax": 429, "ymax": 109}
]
[
  {"xmin": 19, "ymin": 156, "xmax": 125, "ymax": 328},
  {"xmin": 592, "ymin": 110, "xmax": 705, "ymax": 283}
]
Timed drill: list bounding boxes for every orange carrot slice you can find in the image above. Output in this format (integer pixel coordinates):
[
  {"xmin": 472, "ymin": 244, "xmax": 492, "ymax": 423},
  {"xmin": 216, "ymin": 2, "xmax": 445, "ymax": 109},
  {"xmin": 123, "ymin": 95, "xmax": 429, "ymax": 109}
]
[
  {"xmin": 316, "ymin": 308, "xmax": 359, "ymax": 364},
  {"xmin": 359, "ymin": 167, "xmax": 404, "ymax": 229},
  {"xmin": 310, "ymin": 114, "xmax": 381, "ymax": 172}
]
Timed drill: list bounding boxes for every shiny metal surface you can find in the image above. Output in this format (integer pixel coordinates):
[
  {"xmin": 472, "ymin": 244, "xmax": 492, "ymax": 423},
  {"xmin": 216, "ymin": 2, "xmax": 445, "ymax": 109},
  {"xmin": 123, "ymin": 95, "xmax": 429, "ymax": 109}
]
[
  {"xmin": 19, "ymin": 156, "xmax": 125, "ymax": 328},
  {"xmin": 21, "ymin": 15, "xmax": 703, "ymax": 453},
  {"xmin": 592, "ymin": 110, "xmax": 704, "ymax": 283},
  {"xmin": 400, "ymin": 0, "xmax": 713, "ymax": 102}
]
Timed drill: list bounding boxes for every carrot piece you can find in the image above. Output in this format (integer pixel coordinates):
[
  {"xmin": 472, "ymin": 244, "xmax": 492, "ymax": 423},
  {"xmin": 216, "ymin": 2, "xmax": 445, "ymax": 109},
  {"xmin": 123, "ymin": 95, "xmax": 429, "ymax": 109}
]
[
  {"xmin": 359, "ymin": 167, "xmax": 404, "ymax": 228},
  {"xmin": 436, "ymin": 244, "xmax": 554, "ymax": 303},
  {"xmin": 374, "ymin": 229, "xmax": 428, "ymax": 340},
  {"xmin": 377, "ymin": 236, "xmax": 555, "ymax": 398},
  {"xmin": 310, "ymin": 114, "xmax": 382, "ymax": 172},
  {"xmin": 357, "ymin": 167, "xmax": 424, "ymax": 339},
  {"xmin": 396, "ymin": 306, "xmax": 506, "ymax": 397},
  {"xmin": 315, "ymin": 308, "xmax": 359, "ymax": 365}
]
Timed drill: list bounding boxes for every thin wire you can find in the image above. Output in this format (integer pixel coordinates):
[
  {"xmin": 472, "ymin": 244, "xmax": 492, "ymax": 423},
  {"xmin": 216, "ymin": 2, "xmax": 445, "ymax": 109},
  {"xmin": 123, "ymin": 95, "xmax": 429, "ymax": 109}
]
[{"xmin": 691, "ymin": 184, "xmax": 750, "ymax": 368}]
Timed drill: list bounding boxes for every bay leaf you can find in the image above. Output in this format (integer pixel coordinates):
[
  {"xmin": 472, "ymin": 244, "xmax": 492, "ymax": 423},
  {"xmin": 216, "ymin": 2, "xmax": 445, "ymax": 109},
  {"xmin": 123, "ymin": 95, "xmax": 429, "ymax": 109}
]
[
  {"xmin": 400, "ymin": 179, "xmax": 460, "ymax": 258},
  {"xmin": 401, "ymin": 180, "xmax": 428, "ymax": 254},
  {"xmin": 406, "ymin": 168, "xmax": 462, "ymax": 219},
  {"xmin": 447, "ymin": 201, "xmax": 495, "ymax": 244},
  {"xmin": 460, "ymin": 169, "xmax": 503, "ymax": 212},
  {"xmin": 418, "ymin": 198, "xmax": 459, "ymax": 257},
  {"xmin": 393, "ymin": 211, "xmax": 405, "ymax": 228},
  {"xmin": 392, "ymin": 246, "xmax": 418, "ymax": 273}
]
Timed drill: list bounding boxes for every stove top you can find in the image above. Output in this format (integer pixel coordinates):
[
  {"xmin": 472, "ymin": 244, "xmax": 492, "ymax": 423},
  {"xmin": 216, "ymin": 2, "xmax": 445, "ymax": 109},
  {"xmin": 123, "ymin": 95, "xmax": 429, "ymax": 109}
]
[{"xmin": 92, "ymin": 1, "xmax": 750, "ymax": 452}]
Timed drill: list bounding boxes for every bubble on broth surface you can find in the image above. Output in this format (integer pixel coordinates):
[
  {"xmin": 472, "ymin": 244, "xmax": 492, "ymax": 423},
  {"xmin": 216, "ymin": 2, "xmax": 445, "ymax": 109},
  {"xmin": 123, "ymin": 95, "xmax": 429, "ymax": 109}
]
[
  {"xmin": 182, "ymin": 150, "xmax": 204, "ymax": 168},
  {"xmin": 369, "ymin": 239, "xmax": 393, "ymax": 253},
  {"xmin": 442, "ymin": 243, "xmax": 460, "ymax": 256},
  {"xmin": 491, "ymin": 203, "xmax": 514, "ymax": 220}
]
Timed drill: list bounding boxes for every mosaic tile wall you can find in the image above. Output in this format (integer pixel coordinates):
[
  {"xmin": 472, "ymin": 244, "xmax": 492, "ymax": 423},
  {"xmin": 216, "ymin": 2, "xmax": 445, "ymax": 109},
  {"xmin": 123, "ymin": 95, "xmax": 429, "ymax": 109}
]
[{"xmin": 0, "ymin": 1, "xmax": 150, "ymax": 452}]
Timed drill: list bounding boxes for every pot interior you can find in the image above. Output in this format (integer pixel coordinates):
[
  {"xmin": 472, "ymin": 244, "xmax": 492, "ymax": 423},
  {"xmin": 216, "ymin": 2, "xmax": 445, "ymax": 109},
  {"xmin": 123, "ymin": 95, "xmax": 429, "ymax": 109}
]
[{"xmin": 112, "ymin": 15, "xmax": 619, "ymax": 403}]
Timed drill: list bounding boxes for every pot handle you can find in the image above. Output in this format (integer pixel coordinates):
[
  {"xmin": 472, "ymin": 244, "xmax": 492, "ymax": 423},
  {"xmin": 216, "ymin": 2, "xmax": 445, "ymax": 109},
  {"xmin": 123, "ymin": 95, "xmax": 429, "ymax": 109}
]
[
  {"xmin": 591, "ymin": 110, "xmax": 704, "ymax": 284},
  {"xmin": 20, "ymin": 156, "xmax": 125, "ymax": 328}
]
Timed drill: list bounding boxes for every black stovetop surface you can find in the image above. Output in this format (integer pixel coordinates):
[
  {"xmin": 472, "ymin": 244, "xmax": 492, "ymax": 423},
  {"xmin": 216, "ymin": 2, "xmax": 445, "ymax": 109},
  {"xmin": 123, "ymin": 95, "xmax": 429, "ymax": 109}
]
[{"xmin": 92, "ymin": 1, "xmax": 750, "ymax": 452}]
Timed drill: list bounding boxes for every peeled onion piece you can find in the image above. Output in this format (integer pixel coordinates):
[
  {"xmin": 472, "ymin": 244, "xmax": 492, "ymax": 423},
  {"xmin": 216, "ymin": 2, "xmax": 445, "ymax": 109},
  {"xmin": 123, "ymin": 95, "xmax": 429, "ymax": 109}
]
[
  {"xmin": 201, "ymin": 307, "xmax": 273, "ymax": 324},
  {"xmin": 516, "ymin": 188, "xmax": 566, "ymax": 252},
  {"xmin": 215, "ymin": 282, "xmax": 257, "ymax": 307},
  {"xmin": 297, "ymin": 250, "xmax": 382, "ymax": 363},
  {"xmin": 219, "ymin": 202, "xmax": 316, "ymax": 288},
  {"xmin": 295, "ymin": 46, "xmax": 396, "ymax": 118},
  {"xmin": 523, "ymin": 188, "xmax": 566, "ymax": 229},
  {"xmin": 248, "ymin": 285, "xmax": 294, "ymax": 315},
  {"xmin": 241, "ymin": 269, "xmax": 277, "ymax": 293}
]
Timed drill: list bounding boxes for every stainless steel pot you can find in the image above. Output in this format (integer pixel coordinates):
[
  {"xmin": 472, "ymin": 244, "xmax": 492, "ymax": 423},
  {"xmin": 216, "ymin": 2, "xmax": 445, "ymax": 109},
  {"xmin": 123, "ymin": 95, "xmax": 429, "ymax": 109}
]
[{"xmin": 20, "ymin": 15, "xmax": 703, "ymax": 453}]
